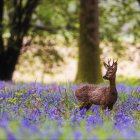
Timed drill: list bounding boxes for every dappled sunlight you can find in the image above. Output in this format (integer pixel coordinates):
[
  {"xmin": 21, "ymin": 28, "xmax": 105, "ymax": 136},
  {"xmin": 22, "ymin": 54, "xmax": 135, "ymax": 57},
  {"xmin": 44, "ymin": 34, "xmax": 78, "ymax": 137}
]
[{"xmin": 13, "ymin": 41, "xmax": 140, "ymax": 83}]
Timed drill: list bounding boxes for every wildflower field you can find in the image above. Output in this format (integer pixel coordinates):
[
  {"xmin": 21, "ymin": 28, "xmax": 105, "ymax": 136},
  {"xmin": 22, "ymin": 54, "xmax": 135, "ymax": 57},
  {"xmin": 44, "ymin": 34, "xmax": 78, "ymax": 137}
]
[{"xmin": 0, "ymin": 81, "xmax": 140, "ymax": 140}]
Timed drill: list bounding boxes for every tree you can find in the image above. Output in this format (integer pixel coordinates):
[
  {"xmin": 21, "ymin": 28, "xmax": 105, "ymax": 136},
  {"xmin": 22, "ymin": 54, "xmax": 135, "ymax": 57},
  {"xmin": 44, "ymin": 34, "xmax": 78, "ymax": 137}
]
[
  {"xmin": 100, "ymin": 0, "xmax": 140, "ymax": 56},
  {"xmin": 35, "ymin": 0, "xmax": 79, "ymax": 39},
  {"xmin": 76, "ymin": 0, "xmax": 102, "ymax": 84},
  {"xmin": 0, "ymin": 0, "xmax": 39, "ymax": 81}
]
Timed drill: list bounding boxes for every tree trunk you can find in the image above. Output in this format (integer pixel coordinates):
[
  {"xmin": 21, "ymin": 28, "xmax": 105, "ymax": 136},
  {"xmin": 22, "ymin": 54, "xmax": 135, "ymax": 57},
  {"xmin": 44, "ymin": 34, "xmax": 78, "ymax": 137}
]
[
  {"xmin": 76, "ymin": 0, "xmax": 102, "ymax": 84},
  {"xmin": 0, "ymin": 0, "xmax": 4, "ymax": 53},
  {"xmin": 0, "ymin": 40, "xmax": 22, "ymax": 81},
  {"xmin": 0, "ymin": 0, "xmax": 39, "ymax": 81}
]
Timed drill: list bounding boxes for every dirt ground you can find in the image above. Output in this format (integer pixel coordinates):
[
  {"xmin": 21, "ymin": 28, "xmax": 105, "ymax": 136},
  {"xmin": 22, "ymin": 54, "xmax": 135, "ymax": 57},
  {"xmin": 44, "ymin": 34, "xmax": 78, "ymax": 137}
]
[{"xmin": 13, "ymin": 42, "xmax": 140, "ymax": 83}]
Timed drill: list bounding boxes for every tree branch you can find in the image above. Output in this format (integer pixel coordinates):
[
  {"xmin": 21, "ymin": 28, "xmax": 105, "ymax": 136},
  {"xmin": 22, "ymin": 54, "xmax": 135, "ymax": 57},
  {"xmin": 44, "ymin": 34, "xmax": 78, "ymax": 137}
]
[
  {"xmin": 21, "ymin": 0, "xmax": 40, "ymax": 37},
  {"xmin": 30, "ymin": 24, "xmax": 61, "ymax": 33},
  {"xmin": 30, "ymin": 24, "xmax": 78, "ymax": 33}
]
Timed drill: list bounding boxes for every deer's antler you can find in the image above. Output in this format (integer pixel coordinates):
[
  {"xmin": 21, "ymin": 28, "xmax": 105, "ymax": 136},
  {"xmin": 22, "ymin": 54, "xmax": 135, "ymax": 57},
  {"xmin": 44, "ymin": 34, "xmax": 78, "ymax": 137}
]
[
  {"xmin": 108, "ymin": 58, "xmax": 111, "ymax": 66},
  {"xmin": 112, "ymin": 59, "xmax": 114, "ymax": 66},
  {"xmin": 113, "ymin": 59, "xmax": 118, "ymax": 66}
]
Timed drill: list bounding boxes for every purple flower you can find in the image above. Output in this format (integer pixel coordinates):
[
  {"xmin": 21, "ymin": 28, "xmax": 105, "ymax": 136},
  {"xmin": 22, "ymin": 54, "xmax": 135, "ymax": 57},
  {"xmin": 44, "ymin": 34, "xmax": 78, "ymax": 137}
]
[
  {"xmin": 121, "ymin": 129, "xmax": 137, "ymax": 139},
  {"xmin": 86, "ymin": 115, "xmax": 103, "ymax": 126},
  {"xmin": 0, "ymin": 82, "xmax": 140, "ymax": 139},
  {"xmin": 49, "ymin": 107, "xmax": 61, "ymax": 120},
  {"xmin": 79, "ymin": 108, "xmax": 86, "ymax": 117},
  {"xmin": 50, "ymin": 130, "xmax": 61, "ymax": 140},
  {"xmin": 0, "ymin": 119, "xmax": 8, "ymax": 128},
  {"xmin": 74, "ymin": 131, "xmax": 82, "ymax": 140},
  {"xmin": 136, "ymin": 86, "xmax": 140, "ymax": 93},
  {"xmin": 117, "ymin": 83, "xmax": 126, "ymax": 93},
  {"xmin": 7, "ymin": 130, "xmax": 17, "ymax": 140},
  {"xmin": 21, "ymin": 118, "xmax": 30, "ymax": 127}
]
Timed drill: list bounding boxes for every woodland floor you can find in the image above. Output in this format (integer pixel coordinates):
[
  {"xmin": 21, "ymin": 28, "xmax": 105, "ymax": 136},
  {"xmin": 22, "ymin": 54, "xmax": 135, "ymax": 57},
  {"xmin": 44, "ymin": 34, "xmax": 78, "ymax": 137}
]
[{"xmin": 13, "ymin": 40, "xmax": 140, "ymax": 84}]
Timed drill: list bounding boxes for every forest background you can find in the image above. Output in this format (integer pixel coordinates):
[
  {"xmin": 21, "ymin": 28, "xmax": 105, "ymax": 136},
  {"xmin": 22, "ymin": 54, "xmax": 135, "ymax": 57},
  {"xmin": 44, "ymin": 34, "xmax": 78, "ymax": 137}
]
[{"xmin": 0, "ymin": 0, "xmax": 140, "ymax": 85}]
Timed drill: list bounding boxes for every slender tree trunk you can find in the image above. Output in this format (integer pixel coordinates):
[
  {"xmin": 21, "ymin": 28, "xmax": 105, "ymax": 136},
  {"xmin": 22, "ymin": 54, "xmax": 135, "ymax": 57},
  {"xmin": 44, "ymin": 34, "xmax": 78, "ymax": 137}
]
[
  {"xmin": 76, "ymin": 0, "xmax": 102, "ymax": 84},
  {"xmin": 0, "ymin": 0, "xmax": 4, "ymax": 53}
]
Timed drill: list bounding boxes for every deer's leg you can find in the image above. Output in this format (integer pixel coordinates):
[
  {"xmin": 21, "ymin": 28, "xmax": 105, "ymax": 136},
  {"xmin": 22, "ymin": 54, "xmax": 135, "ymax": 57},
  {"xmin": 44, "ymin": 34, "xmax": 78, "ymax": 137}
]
[
  {"xmin": 108, "ymin": 104, "xmax": 113, "ymax": 110},
  {"xmin": 84, "ymin": 103, "xmax": 92, "ymax": 110},
  {"xmin": 102, "ymin": 105, "xmax": 107, "ymax": 110},
  {"xmin": 79, "ymin": 103, "xmax": 92, "ymax": 111}
]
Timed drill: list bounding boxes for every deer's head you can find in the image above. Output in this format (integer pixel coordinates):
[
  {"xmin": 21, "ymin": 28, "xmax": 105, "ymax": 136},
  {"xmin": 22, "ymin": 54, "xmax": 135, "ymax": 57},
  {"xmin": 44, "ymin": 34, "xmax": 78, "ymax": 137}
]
[{"xmin": 103, "ymin": 59, "xmax": 117, "ymax": 80}]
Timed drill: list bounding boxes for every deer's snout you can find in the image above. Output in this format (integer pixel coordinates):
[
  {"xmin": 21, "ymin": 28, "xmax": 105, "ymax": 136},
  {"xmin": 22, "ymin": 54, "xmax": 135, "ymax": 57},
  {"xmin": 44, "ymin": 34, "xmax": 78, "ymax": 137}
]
[{"xmin": 103, "ymin": 75, "xmax": 109, "ymax": 80}]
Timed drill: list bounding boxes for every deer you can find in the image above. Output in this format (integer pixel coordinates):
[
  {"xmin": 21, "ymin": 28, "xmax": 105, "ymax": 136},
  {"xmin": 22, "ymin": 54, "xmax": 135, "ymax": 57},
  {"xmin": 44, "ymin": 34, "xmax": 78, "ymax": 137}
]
[{"xmin": 74, "ymin": 59, "xmax": 118, "ymax": 111}]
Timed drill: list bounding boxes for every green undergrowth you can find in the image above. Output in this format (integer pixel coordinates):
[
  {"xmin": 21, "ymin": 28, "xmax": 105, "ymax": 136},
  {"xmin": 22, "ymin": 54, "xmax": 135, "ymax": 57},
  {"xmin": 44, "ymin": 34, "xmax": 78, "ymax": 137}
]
[{"xmin": 117, "ymin": 75, "xmax": 140, "ymax": 86}]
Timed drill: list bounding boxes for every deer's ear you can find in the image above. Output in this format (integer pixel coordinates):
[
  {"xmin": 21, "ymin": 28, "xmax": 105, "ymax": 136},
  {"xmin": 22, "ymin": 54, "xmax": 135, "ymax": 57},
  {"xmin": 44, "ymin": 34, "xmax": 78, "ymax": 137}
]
[
  {"xmin": 114, "ymin": 62, "xmax": 117, "ymax": 66},
  {"xmin": 103, "ymin": 62, "xmax": 109, "ymax": 69}
]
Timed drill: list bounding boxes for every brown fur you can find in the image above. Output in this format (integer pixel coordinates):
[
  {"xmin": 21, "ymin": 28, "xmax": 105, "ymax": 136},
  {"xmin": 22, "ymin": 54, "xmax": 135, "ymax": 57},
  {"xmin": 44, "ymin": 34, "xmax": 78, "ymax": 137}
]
[{"xmin": 74, "ymin": 59, "xmax": 118, "ymax": 111}]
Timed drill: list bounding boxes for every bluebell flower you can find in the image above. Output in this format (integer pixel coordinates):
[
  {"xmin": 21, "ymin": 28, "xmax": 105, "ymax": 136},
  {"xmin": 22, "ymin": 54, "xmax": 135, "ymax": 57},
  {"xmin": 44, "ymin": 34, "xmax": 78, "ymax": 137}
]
[
  {"xmin": 0, "ymin": 119, "xmax": 8, "ymax": 128},
  {"xmin": 6, "ymin": 130, "xmax": 17, "ymax": 140},
  {"xmin": 117, "ymin": 83, "xmax": 126, "ymax": 93},
  {"xmin": 0, "ymin": 82, "xmax": 140, "ymax": 139},
  {"xmin": 50, "ymin": 130, "xmax": 61, "ymax": 140},
  {"xmin": 21, "ymin": 118, "xmax": 31, "ymax": 128},
  {"xmin": 74, "ymin": 131, "xmax": 82, "ymax": 140},
  {"xmin": 79, "ymin": 108, "xmax": 86, "ymax": 117}
]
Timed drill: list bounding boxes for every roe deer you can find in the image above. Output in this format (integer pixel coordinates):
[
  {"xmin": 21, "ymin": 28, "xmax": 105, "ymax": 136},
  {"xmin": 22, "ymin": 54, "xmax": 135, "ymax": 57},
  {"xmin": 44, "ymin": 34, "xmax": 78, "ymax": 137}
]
[{"xmin": 74, "ymin": 59, "xmax": 118, "ymax": 111}]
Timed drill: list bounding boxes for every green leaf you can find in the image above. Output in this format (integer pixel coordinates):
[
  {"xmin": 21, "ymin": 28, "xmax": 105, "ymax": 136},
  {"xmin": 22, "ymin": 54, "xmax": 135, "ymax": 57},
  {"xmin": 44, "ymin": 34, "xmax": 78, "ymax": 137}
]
[{"xmin": 0, "ymin": 128, "xmax": 7, "ymax": 139}]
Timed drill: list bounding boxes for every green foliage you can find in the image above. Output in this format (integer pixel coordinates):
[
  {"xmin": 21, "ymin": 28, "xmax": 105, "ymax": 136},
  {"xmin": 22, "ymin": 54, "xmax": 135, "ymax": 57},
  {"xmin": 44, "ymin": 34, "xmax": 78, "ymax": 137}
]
[
  {"xmin": 131, "ymin": 89, "xmax": 140, "ymax": 98},
  {"xmin": 1, "ymin": 0, "xmax": 140, "ymax": 81},
  {"xmin": 93, "ymin": 122, "xmax": 117, "ymax": 139},
  {"xmin": 100, "ymin": 0, "xmax": 140, "ymax": 43},
  {"xmin": 119, "ymin": 93, "xmax": 129, "ymax": 105},
  {"xmin": 33, "ymin": 0, "xmax": 79, "ymax": 40},
  {"xmin": 99, "ymin": 0, "xmax": 140, "ymax": 57},
  {"xmin": 0, "ymin": 128, "xmax": 7, "ymax": 140},
  {"xmin": 9, "ymin": 121, "xmax": 19, "ymax": 133},
  {"xmin": 34, "ymin": 0, "xmax": 140, "ymax": 45},
  {"xmin": 117, "ymin": 76, "xmax": 140, "ymax": 85}
]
